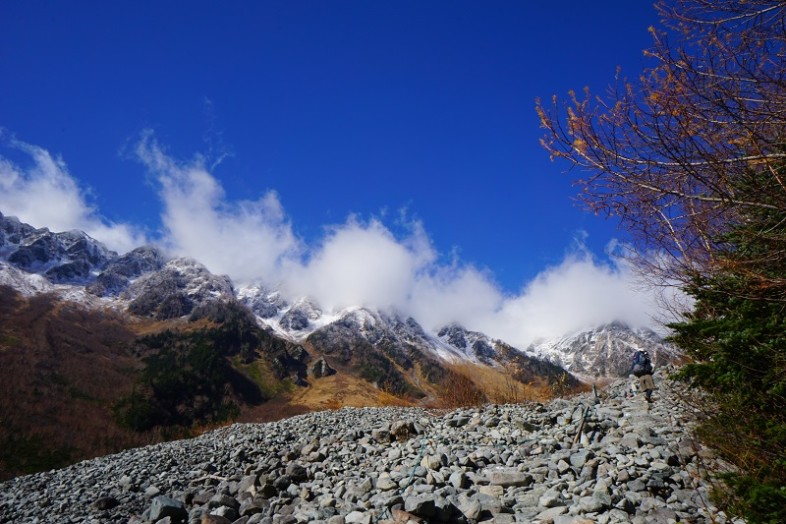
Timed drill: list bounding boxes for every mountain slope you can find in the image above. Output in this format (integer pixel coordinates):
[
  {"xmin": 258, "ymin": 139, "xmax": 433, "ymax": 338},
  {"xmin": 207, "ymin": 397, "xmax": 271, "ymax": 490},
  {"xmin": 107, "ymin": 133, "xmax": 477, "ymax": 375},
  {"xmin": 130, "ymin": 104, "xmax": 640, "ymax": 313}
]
[
  {"xmin": 0, "ymin": 286, "xmax": 311, "ymax": 480},
  {"xmin": 0, "ymin": 286, "xmax": 145, "ymax": 478},
  {"xmin": 303, "ymin": 308, "xmax": 460, "ymax": 398},
  {"xmin": 436, "ymin": 323, "xmax": 577, "ymax": 385}
]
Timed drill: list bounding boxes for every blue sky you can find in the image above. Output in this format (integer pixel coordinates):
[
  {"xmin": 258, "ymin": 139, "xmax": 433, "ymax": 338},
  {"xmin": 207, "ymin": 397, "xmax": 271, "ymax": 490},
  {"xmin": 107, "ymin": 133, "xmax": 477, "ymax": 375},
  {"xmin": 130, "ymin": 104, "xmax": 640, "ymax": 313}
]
[{"xmin": 0, "ymin": 2, "xmax": 675, "ymax": 343}]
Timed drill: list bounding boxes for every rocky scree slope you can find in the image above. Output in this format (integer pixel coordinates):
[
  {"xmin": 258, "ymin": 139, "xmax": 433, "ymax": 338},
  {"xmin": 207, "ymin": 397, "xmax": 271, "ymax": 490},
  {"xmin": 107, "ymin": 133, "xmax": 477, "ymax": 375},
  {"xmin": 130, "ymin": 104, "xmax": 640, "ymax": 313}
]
[{"xmin": 0, "ymin": 371, "xmax": 741, "ymax": 524}]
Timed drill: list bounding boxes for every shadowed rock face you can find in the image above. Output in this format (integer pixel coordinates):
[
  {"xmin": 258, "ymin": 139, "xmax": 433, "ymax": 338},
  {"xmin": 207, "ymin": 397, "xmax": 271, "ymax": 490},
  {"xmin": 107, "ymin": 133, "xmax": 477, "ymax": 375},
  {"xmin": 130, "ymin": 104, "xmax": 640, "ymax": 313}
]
[
  {"xmin": 9, "ymin": 234, "xmax": 62, "ymax": 268},
  {"xmin": 45, "ymin": 260, "xmax": 92, "ymax": 281},
  {"xmin": 279, "ymin": 298, "xmax": 322, "ymax": 331},
  {"xmin": 0, "ymin": 214, "xmax": 116, "ymax": 283},
  {"xmin": 239, "ymin": 288, "xmax": 288, "ymax": 318},
  {"xmin": 310, "ymin": 357, "xmax": 336, "ymax": 378},
  {"xmin": 123, "ymin": 258, "xmax": 235, "ymax": 320},
  {"xmin": 87, "ymin": 246, "xmax": 166, "ymax": 296},
  {"xmin": 0, "ymin": 212, "xmax": 36, "ymax": 246},
  {"xmin": 439, "ymin": 324, "xmax": 468, "ymax": 350}
]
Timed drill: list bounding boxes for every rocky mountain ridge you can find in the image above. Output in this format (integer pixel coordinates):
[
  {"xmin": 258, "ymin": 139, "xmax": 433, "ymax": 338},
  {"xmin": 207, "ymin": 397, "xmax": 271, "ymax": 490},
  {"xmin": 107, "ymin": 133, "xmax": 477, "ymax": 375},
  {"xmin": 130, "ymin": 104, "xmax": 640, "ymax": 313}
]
[
  {"xmin": 0, "ymin": 211, "xmax": 677, "ymax": 380},
  {"xmin": 237, "ymin": 288, "xmax": 676, "ymax": 381},
  {"xmin": 0, "ymin": 212, "xmax": 116, "ymax": 283},
  {"xmin": 0, "ymin": 371, "xmax": 740, "ymax": 524}
]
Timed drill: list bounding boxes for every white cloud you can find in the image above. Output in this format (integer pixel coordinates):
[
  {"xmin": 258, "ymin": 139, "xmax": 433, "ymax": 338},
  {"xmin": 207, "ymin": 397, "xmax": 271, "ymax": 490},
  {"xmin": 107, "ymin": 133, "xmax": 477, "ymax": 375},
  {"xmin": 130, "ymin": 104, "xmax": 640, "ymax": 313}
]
[
  {"xmin": 134, "ymin": 132, "xmax": 301, "ymax": 282},
  {"xmin": 133, "ymin": 132, "xmax": 677, "ymax": 345},
  {"xmin": 0, "ymin": 131, "xmax": 678, "ymax": 347},
  {"xmin": 469, "ymin": 248, "xmax": 672, "ymax": 347},
  {"xmin": 283, "ymin": 218, "xmax": 430, "ymax": 311},
  {"xmin": 408, "ymin": 264, "xmax": 503, "ymax": 331},
  {"xmin": 0, "ymin": 133, "xmax": 146, "ymax": 253}
]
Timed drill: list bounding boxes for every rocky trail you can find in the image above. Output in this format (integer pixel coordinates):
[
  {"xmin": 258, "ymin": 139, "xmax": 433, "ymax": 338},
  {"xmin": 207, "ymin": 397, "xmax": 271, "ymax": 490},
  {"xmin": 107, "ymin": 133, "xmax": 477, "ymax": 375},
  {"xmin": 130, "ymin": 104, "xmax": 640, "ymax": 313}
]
[{"xmin": 0, "ymin": 371, "xmax": 743, "ymax": 524}]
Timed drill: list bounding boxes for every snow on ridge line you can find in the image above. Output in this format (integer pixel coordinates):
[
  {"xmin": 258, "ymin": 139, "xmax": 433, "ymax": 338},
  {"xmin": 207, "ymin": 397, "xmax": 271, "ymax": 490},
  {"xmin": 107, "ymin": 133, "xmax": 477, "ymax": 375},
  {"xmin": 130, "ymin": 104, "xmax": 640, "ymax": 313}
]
[
  {"xmin": 0, "ymin": 218, "xmax": 675, "ymax": 375},
  {"xmin": 0, "ymin": 262, "xmax": 121, "ymax": 312},
  {"xmin": 0, "ymin": 262, "xmax": 54, "ymax": 296}
]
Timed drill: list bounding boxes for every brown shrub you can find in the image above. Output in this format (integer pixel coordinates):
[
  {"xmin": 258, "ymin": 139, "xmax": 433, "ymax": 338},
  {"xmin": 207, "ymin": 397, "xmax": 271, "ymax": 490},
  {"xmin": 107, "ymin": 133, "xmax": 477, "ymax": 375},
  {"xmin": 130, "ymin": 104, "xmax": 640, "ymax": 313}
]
[{"xmin": 432, "ymin": 365, "xmax": 487, "ymax": 409}]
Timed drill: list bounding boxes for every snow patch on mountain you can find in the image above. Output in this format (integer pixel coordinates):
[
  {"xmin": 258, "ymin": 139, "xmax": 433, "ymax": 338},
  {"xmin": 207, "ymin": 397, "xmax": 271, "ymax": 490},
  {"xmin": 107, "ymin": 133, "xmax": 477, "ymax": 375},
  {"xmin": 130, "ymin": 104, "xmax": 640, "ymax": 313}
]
[
  {"xmin": 237, "ymin": 285, "xmax": 342, "ymax": 341},
  {"xmin": 436, "ymin": 324, "xmax": 502, "ymax": 364},
  {"xmin": 0, "ymin": 261, "xmax": 55, "ymax": 295}
]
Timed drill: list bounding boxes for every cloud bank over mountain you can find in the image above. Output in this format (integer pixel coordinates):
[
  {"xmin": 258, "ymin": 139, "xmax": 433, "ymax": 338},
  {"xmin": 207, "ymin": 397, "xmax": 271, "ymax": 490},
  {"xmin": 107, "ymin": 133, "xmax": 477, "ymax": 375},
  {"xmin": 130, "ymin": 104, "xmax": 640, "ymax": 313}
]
[{"xmin": 0, "ymin": 132, "xmax": 676, "ymax": 347}]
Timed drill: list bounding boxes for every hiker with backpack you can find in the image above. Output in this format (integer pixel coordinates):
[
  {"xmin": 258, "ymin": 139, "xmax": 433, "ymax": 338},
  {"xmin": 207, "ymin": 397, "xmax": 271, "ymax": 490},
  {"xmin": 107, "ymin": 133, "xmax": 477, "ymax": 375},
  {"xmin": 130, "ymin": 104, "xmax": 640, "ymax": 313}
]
[{"xmin": 631, "ymin": 350, "xmax": 655, "ymax": 402}]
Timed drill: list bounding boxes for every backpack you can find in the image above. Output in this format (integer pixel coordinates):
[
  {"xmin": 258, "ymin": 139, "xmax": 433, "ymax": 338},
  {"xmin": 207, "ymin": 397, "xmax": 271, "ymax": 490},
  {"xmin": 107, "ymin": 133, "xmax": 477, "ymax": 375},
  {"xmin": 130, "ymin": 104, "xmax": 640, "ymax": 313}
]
[{"xmin": 632, "ymin": 350, "xmax": 653, "ymax": 377}]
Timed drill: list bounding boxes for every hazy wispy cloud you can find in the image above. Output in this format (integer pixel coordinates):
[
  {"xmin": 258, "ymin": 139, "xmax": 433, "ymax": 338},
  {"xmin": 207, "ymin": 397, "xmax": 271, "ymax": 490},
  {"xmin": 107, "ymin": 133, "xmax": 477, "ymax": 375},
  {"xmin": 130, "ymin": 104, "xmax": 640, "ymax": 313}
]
[
  {"xmin": 1, "ymin": 132, "xmax": 675, "ymax": 346},
  {"xmin": 0, "ymin": 132, "xmax": 146, "ymax": 253}
]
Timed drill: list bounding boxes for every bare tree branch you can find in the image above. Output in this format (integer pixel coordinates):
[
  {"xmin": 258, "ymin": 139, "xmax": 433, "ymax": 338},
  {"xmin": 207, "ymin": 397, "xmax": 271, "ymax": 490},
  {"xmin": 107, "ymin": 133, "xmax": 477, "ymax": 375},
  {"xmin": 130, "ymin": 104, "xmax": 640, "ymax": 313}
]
[{"xmin": 537, "ymin": 0, "xmax": 786, "ymax": 295}]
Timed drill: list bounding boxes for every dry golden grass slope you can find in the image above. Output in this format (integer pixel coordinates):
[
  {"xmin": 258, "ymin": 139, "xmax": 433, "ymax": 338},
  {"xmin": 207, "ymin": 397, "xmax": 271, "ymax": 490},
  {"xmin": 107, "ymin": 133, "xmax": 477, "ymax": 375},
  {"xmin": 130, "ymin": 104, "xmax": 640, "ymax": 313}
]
[{"xmin": 285, "ymin": 359, "xmax": 584, "ymax": 413}]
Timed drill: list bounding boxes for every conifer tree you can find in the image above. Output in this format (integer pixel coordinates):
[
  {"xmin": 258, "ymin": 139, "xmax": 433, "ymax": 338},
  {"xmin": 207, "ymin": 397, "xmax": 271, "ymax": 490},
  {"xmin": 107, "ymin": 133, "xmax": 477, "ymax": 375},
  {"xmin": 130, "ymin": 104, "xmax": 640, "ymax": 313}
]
[{"xmin": 669, "ymin": 194, "xmax": 786, "ymax": 522}]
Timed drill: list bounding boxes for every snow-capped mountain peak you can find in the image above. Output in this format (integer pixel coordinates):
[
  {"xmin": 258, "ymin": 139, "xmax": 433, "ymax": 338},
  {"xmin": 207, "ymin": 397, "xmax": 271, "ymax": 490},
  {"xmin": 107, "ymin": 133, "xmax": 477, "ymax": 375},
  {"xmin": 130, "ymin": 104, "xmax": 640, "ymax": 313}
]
[
  {"xmin": 436, "ymin": 323, "xmax": 498, "ymax": 364},
  {"xmin": 529, "ymin": 321, "xmax": 677, "ymax": 379}
]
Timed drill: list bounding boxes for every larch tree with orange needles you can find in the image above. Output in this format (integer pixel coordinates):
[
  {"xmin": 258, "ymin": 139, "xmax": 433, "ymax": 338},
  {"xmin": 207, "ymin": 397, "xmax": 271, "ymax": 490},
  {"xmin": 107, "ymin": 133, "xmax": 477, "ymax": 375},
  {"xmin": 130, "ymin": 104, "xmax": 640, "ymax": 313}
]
[{"xmin": 537, "ymin": 0, "xmax": 786, "ymax": 299}]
